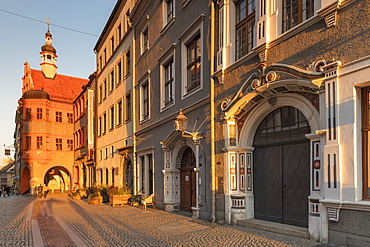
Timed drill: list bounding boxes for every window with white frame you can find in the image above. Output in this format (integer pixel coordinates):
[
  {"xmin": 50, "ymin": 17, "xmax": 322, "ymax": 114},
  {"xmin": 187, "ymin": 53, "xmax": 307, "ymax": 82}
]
[
  {"xmin": 140, "ymin": 80, "xmax": 150, "ymax": 121},
  {"xmin": 186, "ymin": 34, "xmax": 201, "ymax": 93},
  {"xmin": 283, "ymin": 0, "xmax": 314, "ymax": 32},
  {"xmin": 164, "ymin": 0, "xmax": 174, "ymax": 24},
  {"xmin": 235, "ymin": 0, "xmax": 255, "ymax": 60},
  {"xmin": 138, "ymin": 152, "xmax": 154, "ymax": 196},
  {"xmin": 125, "ymin": 92, "xmax": 131, "ymax": 121},
  {"xmin": 117, "ymin": 60, "xmax": 122, "ymax": 85},
  {"xmin": 110, "ymin": 70, "xmax": 115, "ymax": 92},
  {"xmin": 140, "ymin": 27, "xmax": 149, "ymax": 55},
  {"xmin": 109, "ymin": 105, "xmax": 115, "ymax": 130},
  {"xmin": 162, "ymin": 58, "xmax": 174, "ymax": 107},
  {"xmin": 125, "ymin": 49, "xmax": 131, "ymax": 77},
  {"xmin": 117, "ymin": 99, "xmax": 123, "ymax": 126}
]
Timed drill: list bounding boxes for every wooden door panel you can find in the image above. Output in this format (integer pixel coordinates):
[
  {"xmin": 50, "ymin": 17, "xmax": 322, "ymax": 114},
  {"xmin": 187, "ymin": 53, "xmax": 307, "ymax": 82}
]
[
  {"xmin": 282, "ymin": 142, "xmax": 310, "ymax": 227},
  {"xmin": 254, "ymin": 146, "xmax": 283, "ymax": 222}
]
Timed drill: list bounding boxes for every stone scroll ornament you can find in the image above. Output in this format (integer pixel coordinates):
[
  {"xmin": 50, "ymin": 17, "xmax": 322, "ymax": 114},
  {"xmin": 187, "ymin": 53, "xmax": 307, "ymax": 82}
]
[{"xmin": 220, "ymin": 60, "xmax": 329, "ymax": 112}]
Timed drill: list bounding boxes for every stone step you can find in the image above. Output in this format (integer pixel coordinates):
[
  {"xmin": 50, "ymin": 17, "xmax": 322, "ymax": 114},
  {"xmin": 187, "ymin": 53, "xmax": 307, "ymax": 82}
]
[{"xmin": 237, "ymin": 219, "xmax": 309, "ymax": 239}]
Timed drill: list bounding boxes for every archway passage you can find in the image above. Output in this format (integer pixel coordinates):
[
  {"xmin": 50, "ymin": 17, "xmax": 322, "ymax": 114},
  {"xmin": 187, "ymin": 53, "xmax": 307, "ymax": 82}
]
[
  {"xmin": 180, "ymin": 147, "xmax": 196, "ymax": 212},
  {"xmin": 253, "ymin": 106, "xmax": 310, "ymax": 227},
  {"xmin": 45, "ymin": 166, "xmax": 71, "ymax": 193}
]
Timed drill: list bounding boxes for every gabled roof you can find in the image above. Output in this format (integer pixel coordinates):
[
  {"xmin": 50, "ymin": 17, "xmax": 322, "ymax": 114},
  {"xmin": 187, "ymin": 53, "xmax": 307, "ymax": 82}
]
[
  {"xmin": 30, "ymin": 69, "xmax": 88, "ymax": 102},
  {"xmin": 0, "ymin": 162, "xmax": 15, "ymax": 174}
]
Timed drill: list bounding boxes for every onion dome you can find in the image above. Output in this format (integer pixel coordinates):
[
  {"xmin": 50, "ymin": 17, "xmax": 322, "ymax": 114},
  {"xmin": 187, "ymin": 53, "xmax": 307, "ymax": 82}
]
[
  {"xmin": 22, "ymin": 90, "xmax": 50, "ymax": 100},
  {"xmin": 41, "ymin": 44, "xmax": 57, "ymax": 54}
]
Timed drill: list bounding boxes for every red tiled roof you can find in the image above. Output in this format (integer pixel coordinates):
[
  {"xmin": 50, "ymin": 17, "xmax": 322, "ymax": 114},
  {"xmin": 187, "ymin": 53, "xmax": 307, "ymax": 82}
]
[{"xmin": 30, "ymin": 69, "xmax": 88, "ymax": 102}]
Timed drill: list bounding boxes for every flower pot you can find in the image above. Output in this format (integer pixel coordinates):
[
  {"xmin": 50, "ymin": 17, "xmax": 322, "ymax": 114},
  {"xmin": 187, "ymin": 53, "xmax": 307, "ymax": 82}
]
[
  {"xmin": 88, "ymin": 195, "xmax": 102, "ymax": 204},
  {"xmin": 109, "ymin": 194, "xmax": 131, "ymax": 206},
  {"xmin": 72, "ymin": 195, "xmax": 81, "ymax": 200}
]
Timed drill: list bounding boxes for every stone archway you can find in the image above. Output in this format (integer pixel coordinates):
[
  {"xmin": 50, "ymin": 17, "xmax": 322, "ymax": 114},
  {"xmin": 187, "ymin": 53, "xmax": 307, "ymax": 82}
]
[
  {"xmin": 45, "ymin": 166, "xmax": 71, "ymax": 193},
  {"xmin": 253, "ymin": 106, "xmax": 311, "ymax": 227}
]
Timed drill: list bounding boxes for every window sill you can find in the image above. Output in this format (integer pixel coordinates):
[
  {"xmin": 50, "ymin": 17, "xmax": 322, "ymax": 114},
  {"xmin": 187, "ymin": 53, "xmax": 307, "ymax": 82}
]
[{"xmin": 161, "ymin": 17, "xmax": 175, "ymax": 36}]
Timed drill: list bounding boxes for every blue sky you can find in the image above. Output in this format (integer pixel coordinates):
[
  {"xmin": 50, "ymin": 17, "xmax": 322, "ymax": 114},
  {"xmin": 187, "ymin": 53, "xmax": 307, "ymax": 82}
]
[{"xmin": 0, "ymin": 1, "xmax": 117, "ymax": 162}]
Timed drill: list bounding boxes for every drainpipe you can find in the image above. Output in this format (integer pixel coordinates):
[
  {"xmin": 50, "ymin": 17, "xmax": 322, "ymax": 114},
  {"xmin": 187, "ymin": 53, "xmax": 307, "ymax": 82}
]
[
  {"xmin": 132, "ymin": 29, "xmax": 138, "ymax": 195},
  {"xmin": 210, "ymin": 0, "xmax": 216, "ymax": 223}
]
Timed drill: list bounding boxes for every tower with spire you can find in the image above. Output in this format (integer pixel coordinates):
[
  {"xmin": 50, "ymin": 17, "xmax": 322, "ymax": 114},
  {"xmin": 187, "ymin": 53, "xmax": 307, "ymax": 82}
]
[{"xmin": 40, "ymin": 24, "xmax": 57, "ymax": 79}]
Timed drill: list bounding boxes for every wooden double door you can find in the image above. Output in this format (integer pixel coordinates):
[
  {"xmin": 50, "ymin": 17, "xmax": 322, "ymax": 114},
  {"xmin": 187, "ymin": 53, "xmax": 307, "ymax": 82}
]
[
  {"xmin": 253, "ymin": 142, "xmax": 310, "ymax": 227},
  {"xmin": 180, "ymin": 147, "xmax": 196, "ymax": 212}
]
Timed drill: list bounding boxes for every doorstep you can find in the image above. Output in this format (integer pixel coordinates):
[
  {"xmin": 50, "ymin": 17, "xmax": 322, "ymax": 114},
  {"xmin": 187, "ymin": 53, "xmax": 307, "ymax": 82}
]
[{"xmin": 237, "ymin": 219, "xmax": 309, "ymax": 239}]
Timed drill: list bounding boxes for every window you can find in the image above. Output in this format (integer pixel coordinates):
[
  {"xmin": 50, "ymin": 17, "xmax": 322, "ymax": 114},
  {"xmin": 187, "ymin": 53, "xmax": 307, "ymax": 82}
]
[
  {"xmin": 235, "ymin": 0, "xmax": 255, "ymax": 60},
  {"xmin": 67, "ymin": 113, "xmax": 73, "ymax": 123},
  {"xmin": 67, "ymin": 139, "xmax": 73, "ymax": 151},
  {"xmin": 103, "ymin": 112, "xmax": 107, "ymax": 134},
  {"xmin": 111, "ymin": 36, "xmax": 115, "ymax": 54},
  {"xmin": 56, "ymin": 138, "xmax": 62, "ymax": 150},
  {"xmin": 98, "ymin": 116, "xmax": 102, "ymax": 136},
  {"xmin": 111, "ymin": 146, "xmax": 114, "ymax": 158},
  {"xmin": 103, "ymin": 79, "xmax": 107, "ymax": 99},
  {"xmin": 117, "ymin": 99, "xmax": 123, "ymax": 126},
  {"xmin": 125, "ymin": 50, "xmax": 131, "ymax": 77},
  {"xmin": 125, "ymin": 9, "xmax": 131, "ymax": 33},
  {"xmin": 56, "ymin": 111, "xmax": 62, "ymax": 122},
  {"xmin": 99, "ymin": 84, "xmax": 103, "ymax": 103},
  {"xmin": 109, "ymin": 105, "xmax": 115, "ymax": 130},
  {"xmin": 26, "ymin": 136, "xmax": 31, "ymax": 149},
  {"xmin": 186, "ymin": 34, "xmax": 201, "ymax": 92},
  {"xmin": 37, "ymin": 108, "xmax": 42, "ymax": 119},
  {"xmin": 141, "ymin": 28, "xmax": 148, "ymax": 55},
  {"xmin": 283, "ymin": 0, "xmax": 314, "ymax": 32},
  {"xmin": 117, "ymin": 61, "xmax": 122, "ymax": 85},
  {"xmin": 165, "ymin": 0, "xmax": 174, "ymax": 23},
  {"xmin": 103, "ymin": 48, "xmax": 107, "ymax": 64},
  {"xmin": 141, "ymin": 81, "xmax": 149, "ymax": 120},
  {"xmin": 362, "ymin": 86, "xmax": 370, "ymax": 199},
  {"xmin": 26, "ymin": 108, "xmax": 32, "ymax": 119},
  {"xmin": 164, "ymin": 59, "xmax": 174, "ymax": 106},
  {"xmin": 126, "ymin": 93, "xmax": 131, "ymax": 121},
  {"xmin": 110, "ymin": 70, "xmax": 115, "ymax": 92},
  {"xmin": 99, "ymin": 56, "xmax": 103, "ymax": 71},
  {"xmin": 37, "ymin": 136, "xmax": 43, "ymax": 149},
  {"xmin": 118, "ymin": 24, "xmax": 122, "ymax": 41}
]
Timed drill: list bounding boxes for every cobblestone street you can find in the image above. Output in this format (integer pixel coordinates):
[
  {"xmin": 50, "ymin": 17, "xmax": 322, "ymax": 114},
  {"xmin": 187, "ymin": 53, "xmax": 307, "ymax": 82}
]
[{"xmin": 0, "ymin": 193, "xmax": 334, "ymax": 247}]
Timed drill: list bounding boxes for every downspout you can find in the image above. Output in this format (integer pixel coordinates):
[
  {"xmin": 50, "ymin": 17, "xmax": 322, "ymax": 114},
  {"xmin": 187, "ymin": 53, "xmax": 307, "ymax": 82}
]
[
  {"xmin": 132, "ymin": 28, "xmax": 138, "ymax": 195},
  {"xmin": 210, "ymin": 0, "xmax": 216, "ymax": 222}
]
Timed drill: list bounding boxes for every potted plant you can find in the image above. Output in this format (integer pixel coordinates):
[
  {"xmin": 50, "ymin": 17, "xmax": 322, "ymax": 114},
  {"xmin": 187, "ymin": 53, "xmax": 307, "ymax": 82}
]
[
  {"xmin": 70, "ymin": 190, "xmax": 81, "ymax": 200},
  {"xmin": 107, "ymin": 186, "xmax": 132, "ymax": 206},
  {"xmin": 128, "ymin": 195, "xmax": 142, "ymax": 206},
  {"xmin": 100, "ymin": 186, "xmax": 109, "ymax": 203},
  {"xmin": 87, "ymin": 186, "xmax": 102, "ymax": 204}
]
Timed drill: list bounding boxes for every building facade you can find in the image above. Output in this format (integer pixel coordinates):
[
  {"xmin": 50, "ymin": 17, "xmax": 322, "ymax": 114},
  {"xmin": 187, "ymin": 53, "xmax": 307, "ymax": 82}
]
[
  {"xmin": 213, "ymin": 0, "xmax": 370, "ymax": 245},
  {"xmin": 73, "ymin": 73, "xmax": 97, "ymax": 189},
  {"xmin": 130, "ymin": 0, "xmax": 213, "ymax": 219},
  {"xmin": 94, "ymin": 0, "xmax": 135, "ymax": 191},
  {"xmin": 15, "ymin": 29, "xmax": 88, "ymax": 195}
]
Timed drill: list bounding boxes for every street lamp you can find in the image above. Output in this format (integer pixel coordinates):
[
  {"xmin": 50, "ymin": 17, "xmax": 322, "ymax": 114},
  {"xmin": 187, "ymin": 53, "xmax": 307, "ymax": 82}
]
[{"xmin": 174, "ymin": 109, "xmax": 188, "ymax": 131}]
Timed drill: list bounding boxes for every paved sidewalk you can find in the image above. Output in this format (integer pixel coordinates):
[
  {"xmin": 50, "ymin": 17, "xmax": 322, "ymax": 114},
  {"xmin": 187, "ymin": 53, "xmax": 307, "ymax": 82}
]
[{"xmin": 0, "ymin": 193, "xmax": 336, "ymax": 246}]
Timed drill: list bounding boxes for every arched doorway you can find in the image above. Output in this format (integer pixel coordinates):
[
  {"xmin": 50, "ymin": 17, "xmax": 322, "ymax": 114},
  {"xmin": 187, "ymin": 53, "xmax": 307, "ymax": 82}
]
[
  {"xmin": 45, "ymin": 166, "xmax": 71, "ymax": 193},
  {"xmin": 253, "ymin": 106, "xmax": 310, "ymax": 227},
  {"xmin": 180, "ymin": 147, "xmax": 196, "ymax": 212},
  {"xmin": 21, "ymin": 166, "xmax": 31, "ymax": 194}
]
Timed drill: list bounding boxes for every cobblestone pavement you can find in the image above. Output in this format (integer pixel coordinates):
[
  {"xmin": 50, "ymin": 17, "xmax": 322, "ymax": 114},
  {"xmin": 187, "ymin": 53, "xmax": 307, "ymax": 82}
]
[{"xmin": 0, "ymin": 193, "xmax": 339, "ymax": 247}]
